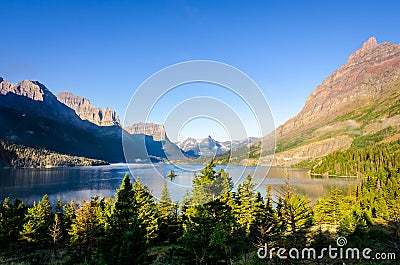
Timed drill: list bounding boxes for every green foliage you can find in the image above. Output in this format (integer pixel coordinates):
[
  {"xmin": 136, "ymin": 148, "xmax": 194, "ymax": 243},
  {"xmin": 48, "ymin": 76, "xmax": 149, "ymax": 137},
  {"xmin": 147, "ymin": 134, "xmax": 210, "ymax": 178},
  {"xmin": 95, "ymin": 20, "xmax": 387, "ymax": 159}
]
[
  {"xmin": 191, "ymin": 160, "xmax": 232, "ymax": 205},
  {"xmin": 158, "ymin": 182, "xmax": 179, "ymax": 243},
  {"xmin": 1, "ymin": 160, "xmax": 400, "ymax": 264},
  {"xmin": 314, "ymin": 188, "xmax": 352, "ymax": 226},
  {"xmin": 352, "ymin": 126, "xmax": 398, "ymax": 148},
  {"xmin": 20, "ymin": 194, "xmax": 53, "ymax": 247},
  {"xmin": 276, "ymin": 191, "xmax": 313, "ymax": 245},
  {"xmin": 234, "ymin": 175, "xmax": 264, "ymax": 235},
  {"xmin": 69, "ymin": 198, "xmax": 103, "ymax": 256},
  {"xmin": 0, "ymin": 141, "xmax": 108, "ymax": 168},
  {"xmin": 0, "ymin": 198, "xmax": 26, "ymax": 251},
  {"xmin": 312, "ymin": 139, "xmax": 400, "ymax": 176},
  {"xmin": 97, "ymin": 174, "xmax": 149, "ymax": 265},
  {"xmin": 133, "ymin": 178, "xmax": 159, "ymax": 244}
]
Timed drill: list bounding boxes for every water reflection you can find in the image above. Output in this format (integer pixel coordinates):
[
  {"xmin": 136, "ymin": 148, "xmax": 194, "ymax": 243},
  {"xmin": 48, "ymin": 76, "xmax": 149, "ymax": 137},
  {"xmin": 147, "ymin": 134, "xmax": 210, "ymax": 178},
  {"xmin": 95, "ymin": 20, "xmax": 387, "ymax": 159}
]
[{"xmin": 0, "ymin": 164, "xmax": 360, "ymax": 206}]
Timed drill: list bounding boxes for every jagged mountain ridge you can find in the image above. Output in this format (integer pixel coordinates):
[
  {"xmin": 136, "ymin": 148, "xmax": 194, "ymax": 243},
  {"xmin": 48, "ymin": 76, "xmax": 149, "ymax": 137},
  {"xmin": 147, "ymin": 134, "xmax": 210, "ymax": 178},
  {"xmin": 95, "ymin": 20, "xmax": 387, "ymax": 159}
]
[
  {"xmin": 124, "ymin": 122, "xmax": 166, "ymax": 141},
  {"xmin": 57, "ymin": 91, "xmax": 120, "ymax": 126},
  {"xmin": 177, "ymin": 135, "xmax": 227, "ymax": 157},
  {"xmin": 272, "ymin": 37, "xmax": 400, "ymax": 165},
  {"xmin": 176, "ymin": 136, "xmax": 259, "ymax": 157},
  {"xmin": 0, "ymin": 78, "xmax": 168, "ymax": 162},
  {"xmin": 234, "ymin": 37, "xmax": 400, "ymax": 166},
  {"xmin": 277, "ymin": 37, "xmax": 400, "ymax": 139}
]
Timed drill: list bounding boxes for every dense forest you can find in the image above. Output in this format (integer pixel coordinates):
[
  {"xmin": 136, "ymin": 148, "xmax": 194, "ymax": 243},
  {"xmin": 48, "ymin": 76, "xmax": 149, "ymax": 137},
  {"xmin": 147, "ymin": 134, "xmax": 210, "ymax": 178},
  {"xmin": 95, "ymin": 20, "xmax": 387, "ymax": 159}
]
[
  {"xmin": 301, "ymin": 139, "xmax": 400, "ymax": 177},
  {"xmin": 0, "ymin": 141, "xmax": 108, "ymax": 168},
  {"xmin": 0, "ymin": 160, "xmax": 399, "ymax": 264}
]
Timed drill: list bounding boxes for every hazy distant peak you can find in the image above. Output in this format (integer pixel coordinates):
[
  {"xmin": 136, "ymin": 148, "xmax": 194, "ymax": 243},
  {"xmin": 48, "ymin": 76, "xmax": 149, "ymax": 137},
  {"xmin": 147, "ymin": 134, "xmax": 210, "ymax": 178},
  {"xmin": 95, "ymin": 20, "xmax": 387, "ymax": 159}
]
[{"xmin": 124, "ymin": 122, "xmax": 166, "ymax": 141}]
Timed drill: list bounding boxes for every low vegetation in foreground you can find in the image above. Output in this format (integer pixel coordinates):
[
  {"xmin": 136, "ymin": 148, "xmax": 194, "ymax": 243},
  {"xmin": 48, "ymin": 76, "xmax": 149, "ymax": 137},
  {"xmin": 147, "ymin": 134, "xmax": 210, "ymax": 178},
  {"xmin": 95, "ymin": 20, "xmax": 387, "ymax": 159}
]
[{"xmin": 0, "ymin": 160, "xmax": 399, "ymax": 264}]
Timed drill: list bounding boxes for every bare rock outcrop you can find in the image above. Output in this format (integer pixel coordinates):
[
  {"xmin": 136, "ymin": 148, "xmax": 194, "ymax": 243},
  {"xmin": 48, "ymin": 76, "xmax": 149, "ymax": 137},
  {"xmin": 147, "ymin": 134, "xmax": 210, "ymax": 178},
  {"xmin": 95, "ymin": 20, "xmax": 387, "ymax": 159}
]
[
  {"xmin": 252, "ymin": 37, "xmax": 400, "ymax": 166},
  {"xmin": 1, "ymin": 78, "xmax": 53, "ymax": 102},
  {"xmin": 124, "ymin": 122, "xmax": 166, "ymax": 141},
  {"xmin": 277, "ymin": 37, "xmax": 400, "ymax": 139},
  {"xmin": 57, "ymin": 92, "xmax": 120, "ymax": 126}
]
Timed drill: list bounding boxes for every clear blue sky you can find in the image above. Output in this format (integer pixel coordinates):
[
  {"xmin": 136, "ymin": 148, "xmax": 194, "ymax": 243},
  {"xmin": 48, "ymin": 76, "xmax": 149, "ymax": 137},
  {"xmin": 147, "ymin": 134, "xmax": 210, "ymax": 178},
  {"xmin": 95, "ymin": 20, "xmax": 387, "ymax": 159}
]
[{"xmin": 1, "ymin": 0, "xmax": 400, "ymax": 141}]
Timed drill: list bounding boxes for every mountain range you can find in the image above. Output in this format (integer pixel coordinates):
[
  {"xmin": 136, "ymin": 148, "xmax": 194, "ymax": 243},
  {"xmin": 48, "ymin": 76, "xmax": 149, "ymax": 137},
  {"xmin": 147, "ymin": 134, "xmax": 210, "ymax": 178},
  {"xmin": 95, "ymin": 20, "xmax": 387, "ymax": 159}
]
[
  {"xmin": 1, "ymin": 37, "xmax": 399, "ymax": 166},
  {"xmin": 176, "ymin": 135, "xmax": 259, "ymax": 157},
  {"xmin": 234, "ymin": 37, "xmax": 400, "ymax": 166},
  {"xmin": 0, "ymin": 79, "xmax": 237, "ymax": 163},
  {"xmin": 0, "ymin": 78, "xmax": 166, "ymax": 162}
]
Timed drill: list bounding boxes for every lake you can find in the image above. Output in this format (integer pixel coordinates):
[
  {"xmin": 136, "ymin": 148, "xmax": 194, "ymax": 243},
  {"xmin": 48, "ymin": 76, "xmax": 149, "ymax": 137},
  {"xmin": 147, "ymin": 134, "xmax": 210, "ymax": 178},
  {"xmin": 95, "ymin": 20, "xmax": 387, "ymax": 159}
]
[{"xmin": 0, "ymin": 163, "xmax": 360, "ymax": 206}]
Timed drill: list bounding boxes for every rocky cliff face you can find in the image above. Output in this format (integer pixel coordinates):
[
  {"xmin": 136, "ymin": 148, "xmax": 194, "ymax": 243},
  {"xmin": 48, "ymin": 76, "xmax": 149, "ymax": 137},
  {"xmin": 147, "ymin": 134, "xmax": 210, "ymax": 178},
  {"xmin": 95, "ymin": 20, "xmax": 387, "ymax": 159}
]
[
  {"xmin": 0, "ymin": 78, "xmax": 168, "ymax": 162},
  {"xmin": 277, "ymin": 37, "xmax": 400, "ymax": 139},
  {"xmin": 1, "ymin": 78, "xmax": 55, "ymax": 102},
  {"xmin": 250, "ymin": 37, "xmax": 400, "ymax": 166},
  {"xmin": 124, "ymin": 122, "xmax": 166, "ymax": 141},
  {"xmin": 57, "ymin": 92, "xmax": 120, "ymax": 126},
  {"xmin": 0, "ymin": 78, "xmax": 84, "ymax": 125}
]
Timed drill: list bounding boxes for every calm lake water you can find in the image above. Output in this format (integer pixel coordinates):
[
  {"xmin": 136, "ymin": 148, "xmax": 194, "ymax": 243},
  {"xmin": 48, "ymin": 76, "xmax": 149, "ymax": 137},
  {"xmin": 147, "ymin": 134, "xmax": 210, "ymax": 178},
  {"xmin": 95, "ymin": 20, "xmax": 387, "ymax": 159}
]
[{"xmin": 0, "ymin": 164, "xmax": 360, "ymax": 206}]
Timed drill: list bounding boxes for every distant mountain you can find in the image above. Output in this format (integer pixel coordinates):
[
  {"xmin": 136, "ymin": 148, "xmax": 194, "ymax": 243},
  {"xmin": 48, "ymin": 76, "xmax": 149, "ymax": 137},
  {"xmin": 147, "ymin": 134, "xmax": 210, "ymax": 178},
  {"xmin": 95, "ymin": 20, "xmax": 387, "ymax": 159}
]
[
  {"xmin": 176, "ymin": 136, "xmax": 258, "ymax": 157},
  {"xmin": 57, "ymin": 91, "xmax": 120, "ymax": 126},
  {"xmin": 247, "ymin": 37, "xmax": 400, "ymax": 166},
  {"xmin": 124, "ymin": 122, "xmax": 166, "ymax": 141},
  {"xmin": 0, "ymin": 78, "xmax": 167, "ymax": 163},
  {"xmin": 125, "ymin": 122, "xmax": 190, "ymax": 160}
]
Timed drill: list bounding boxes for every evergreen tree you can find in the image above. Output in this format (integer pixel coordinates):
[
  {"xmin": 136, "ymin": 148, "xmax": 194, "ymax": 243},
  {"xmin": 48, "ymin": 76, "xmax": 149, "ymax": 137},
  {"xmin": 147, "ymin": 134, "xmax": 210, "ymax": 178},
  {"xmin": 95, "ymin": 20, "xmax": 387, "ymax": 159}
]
[
  {"xmin": 20, "ymin": 194, "xmax": 53, "ymax": 247},
  {"xmin": 234, "ymin": 175, "xmax": 264, "ymax": 235},
  {"xmin": 133, "ymin": 178, "xmax": 159, "ymax": 243},
  {"xmin": 314, "ymin": 188, "xmax": 352, "ymax": 226},
  {"xmin": 0, "ymin": 198, "xmax": 26, "ymax": 251},
  {"xmin": 49, "ymin": 213, "xmax": 63, "ymax": 257},
  {"xmin": 97, "ymin": 174, "xmax": 149, "ymax": 265},
  {"xmin": 69, "ymin": 199, "xmax": 101, "ymax": 255},
  {"xmin": 277, "ymin": 190, "xmax": 313, "ymax": 246},
  {"xmin": 179, "ymin": 161, "xmax": 237, "ymax": 264},
  {"xmin": 158, "ymin": 181, "xmax": 179, "ymax": 243}
]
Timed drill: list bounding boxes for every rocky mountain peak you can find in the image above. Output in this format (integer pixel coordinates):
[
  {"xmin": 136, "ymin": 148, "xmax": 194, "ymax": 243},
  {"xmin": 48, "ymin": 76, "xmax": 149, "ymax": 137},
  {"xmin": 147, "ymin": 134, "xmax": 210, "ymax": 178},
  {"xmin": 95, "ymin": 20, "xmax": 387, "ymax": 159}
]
[
  {"xmin": 278, "ymin": 37, "xmax": 400, "ymax": 139},
  {"xmin": 252, "ymin": 37, "xmax": 400, "ymax": 166},
  {"xmin": 124, "ymin": 122, "xmax": 167, "ymax": 141},
  {"xmin": 57, "ymin": 92, "xmax": 91, "ymax": 108},
  {"xmin": 57, "ymin": 91, "xmax": 120, "ymax": 126},
  {"xmin": 0, "ymin": 78, "xmax": 53, "ymax": 102},
  {"xmin": 361, "ymin": 36, "xmax": 377, "ymax": 49}
]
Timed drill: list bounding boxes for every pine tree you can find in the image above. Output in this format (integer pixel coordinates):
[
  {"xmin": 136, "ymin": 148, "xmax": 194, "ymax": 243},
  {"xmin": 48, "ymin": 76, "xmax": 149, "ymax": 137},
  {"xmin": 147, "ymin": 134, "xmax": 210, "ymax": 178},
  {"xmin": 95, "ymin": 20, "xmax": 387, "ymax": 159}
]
[
  {"xmin": 113, "ymin": 173, "xmax": 135, "ymax": 231},
  {"xmin": 98, "ymin": 174, "xmax": 149, "ymax": 265},
  {"xmin": 0, "ymin": 198, "xmax": 26, "ymax": 250},
  {"xmin": 69, "ymin": 197, "xmax": 103, "ymax": 256},
  {"xmin": 191, "ymin": 161, "xmax": 232, "ymax": 205},
  {"xmin": 314, "ymin": 188, "xmax": 351, "ymax": 226},
  {"xmin": 20, "ymin": 194, "xmax": 53, "ymax": 247},
  {"xmin": 277, "ymin": 190, "xmax": 313, "ymax": 246},
  {"xmin": 234, "ymin": 175, "xmax": 263, "ymax": 235},
  {"xmin": 158, "ymin": 181, "xmax": 178, "ymax": 243},
  {"xmin": 133, "ymin": 178, "xmax": 159, "ymax": 243},
  {"xmin": 179, "ymin": 161, "xmax": 238, "ymax": 264},
  {"xmin": 49, "ymin": 213, "xmax": 63, "ymax": 257}
]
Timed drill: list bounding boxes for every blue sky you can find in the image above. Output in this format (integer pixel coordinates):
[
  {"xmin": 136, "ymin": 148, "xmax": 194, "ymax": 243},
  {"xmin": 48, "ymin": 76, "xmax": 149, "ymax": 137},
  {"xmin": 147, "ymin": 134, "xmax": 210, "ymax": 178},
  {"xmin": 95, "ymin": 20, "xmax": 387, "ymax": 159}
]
[{"xmin": 1, "ymin": 0, "xmax": 400, "ymax": 141}]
